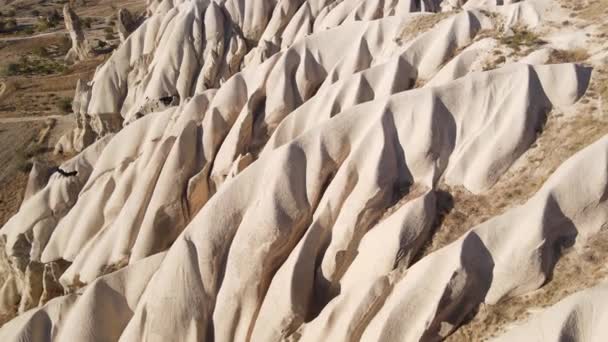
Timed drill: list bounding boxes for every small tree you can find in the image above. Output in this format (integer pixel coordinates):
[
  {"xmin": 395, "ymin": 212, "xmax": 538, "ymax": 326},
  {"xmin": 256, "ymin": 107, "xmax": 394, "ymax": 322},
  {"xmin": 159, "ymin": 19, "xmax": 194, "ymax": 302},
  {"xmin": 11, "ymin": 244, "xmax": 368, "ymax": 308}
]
[
  {"xmin": 46, "ymin": 9, "xmax": 61, "ymax": 27},
  {"xmin": 5, "ymin": 63, "xmax": 20, "ymax": 76},
  {"xmin": 36, "ymin": 17, "xmax": 49, "ymax": 31},
  {"xmin": 58, "ymin": 97, "xmax": 73, "ymax": 113},
  {"xmin": 83, "ymin": 17, "xmax": 92, "ymax": 29},
  {"xmin": 5, "ymin": 18, "xmax": 17, "ymax": 30},
  {"xmin": 33, "ymin": 46, "xmax": 48, "ymax": 57}
]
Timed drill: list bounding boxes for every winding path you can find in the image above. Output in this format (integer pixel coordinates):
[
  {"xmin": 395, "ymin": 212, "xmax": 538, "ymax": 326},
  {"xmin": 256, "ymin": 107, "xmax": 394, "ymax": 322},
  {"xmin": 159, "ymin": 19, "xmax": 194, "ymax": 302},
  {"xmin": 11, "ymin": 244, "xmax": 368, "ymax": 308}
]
[
  {"xmin": 0, "ymin": 30, "xmax": 66, "ymax": 42},
  {"xmin": 0, "ymin": 114, "xmax": 66, "ymax": 124}
]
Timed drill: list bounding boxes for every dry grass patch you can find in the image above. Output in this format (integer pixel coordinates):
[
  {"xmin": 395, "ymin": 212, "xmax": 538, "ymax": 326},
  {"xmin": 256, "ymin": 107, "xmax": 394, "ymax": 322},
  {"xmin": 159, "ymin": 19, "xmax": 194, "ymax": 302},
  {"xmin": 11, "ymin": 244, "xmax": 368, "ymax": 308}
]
[
  {"xmin": 571, "ymin": 0, "xmax": 608, "ymax": 22},
  {"xmin": 449, "ymin": 229, "xmax": 608, "ymax": 341},
  {"xmin": 2, "ymin": 54, "xmax": 67, "ymax": 77},
  {"xmin": 423, "ymin": 109, "xmax": 608, "ymax": 258},
  {"xmin": 499, "ymin": 27, "xmax": 546, "ymax": 54},
  {"xmin": 395, "ymin": 12, "xmax": 453, "ymax": 45},
  {"xmin": 435, "ymin": 82, "xmax": 608, "ymax": 339},
  {"xmin": 547, "ymin": 48, "xmax": 590, "ymax": 64}
]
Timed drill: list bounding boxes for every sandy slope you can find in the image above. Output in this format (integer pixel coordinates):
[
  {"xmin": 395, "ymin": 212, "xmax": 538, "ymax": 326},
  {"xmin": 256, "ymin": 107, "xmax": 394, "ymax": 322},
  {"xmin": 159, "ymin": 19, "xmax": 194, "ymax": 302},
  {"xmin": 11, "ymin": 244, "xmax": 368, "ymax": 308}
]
[{"xmin": 0, "ymin": 0, "xmax": 608, "ymax": 341}]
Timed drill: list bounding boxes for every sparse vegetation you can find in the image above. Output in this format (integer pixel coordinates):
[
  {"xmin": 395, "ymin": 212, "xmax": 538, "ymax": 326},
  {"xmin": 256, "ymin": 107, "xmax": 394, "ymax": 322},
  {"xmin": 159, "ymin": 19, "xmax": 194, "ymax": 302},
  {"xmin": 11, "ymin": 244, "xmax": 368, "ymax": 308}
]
[
  {"xmin": 58, "ymin": 97, "xmax": 73, "ymax": 113},
  {"xmin": 593, "ymin": 66, "xmax": 608, "ymax": 116},
  {"xmin": 395, "ymin": 12, "xmax": 453, "ymax": 45},
  {"xmin": 0, "ymin": 1, "xmax": 147, "ymax": 313},
  {"xmin": 33, "ymin": 46, "xmax": 49, "ymax": 57},
  {"xmin": 35, "ymin": 9, "xmax": 61, "ymax": 32},
  {"xmin": 2, "ymin": 55, "xmax": 67, "ymax": 76},
  {"xmin": 548, "ymin": 48, "xmax": 590, "ymax": 63},
  {"xmin": 23, "ymin": 143, "xmax": 47, "ymax": 158},
  {"xmin": 600, "ymin": 81, "xmax": 608, "ymax": 104},
  {"xmin": 58, "ymin": 36, "xmax": 72, "ymax": 55},
  {"xmin": 105, "ymin": 14, "xmax": 116, "ymax": 26},
  {"xmin": 4, "ymin": 63, "xmax": 20, "ymax": 75},
  {"xmin": 83, "ymin": 17, "xmax": 93, "ymax": 29},
  {"xmin": 6, "ymin": 18, "xmax": 17, "ymax": 30},
  {"xmin": 0, "ymin": 18, "xmax": 17, "ymax": 33},
  {"xmin": 482, "ymin": 54, "xmax": 507, "ymax": 71},
  {"xmin": 499, "ymin": 27, "xmax": 546, "ymax": 53},
  {"xmin": 449, "ymin": 229, "xmax": 608, "ymax": 341},
  {"xmin": 35, "ymin": 18, "xmax": 51, "ymax": 31}
]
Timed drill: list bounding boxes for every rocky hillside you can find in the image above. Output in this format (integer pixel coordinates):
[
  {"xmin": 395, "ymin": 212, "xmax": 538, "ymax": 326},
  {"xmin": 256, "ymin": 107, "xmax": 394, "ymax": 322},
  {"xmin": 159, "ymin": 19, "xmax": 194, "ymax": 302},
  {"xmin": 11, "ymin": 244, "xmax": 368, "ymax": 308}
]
[{"xmin": 1, "ymin": 0, "xmax": 608, "ymax": 341}]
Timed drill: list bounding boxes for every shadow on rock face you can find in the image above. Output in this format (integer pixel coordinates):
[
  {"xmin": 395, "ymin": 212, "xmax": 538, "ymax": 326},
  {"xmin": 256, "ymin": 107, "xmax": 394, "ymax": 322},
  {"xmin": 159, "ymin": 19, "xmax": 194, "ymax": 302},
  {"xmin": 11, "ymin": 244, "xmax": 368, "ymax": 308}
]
[{"xmin": 422, "ymin": 231, "xmax": 495, "ymax": 341}]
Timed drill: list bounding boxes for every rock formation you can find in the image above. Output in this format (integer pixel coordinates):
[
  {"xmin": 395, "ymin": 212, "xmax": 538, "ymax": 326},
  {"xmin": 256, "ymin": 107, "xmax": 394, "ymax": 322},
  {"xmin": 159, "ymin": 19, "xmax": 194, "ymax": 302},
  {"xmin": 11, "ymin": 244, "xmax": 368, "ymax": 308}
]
[
  {"xmin": 116, "ymin": 8, "xmax": 141, "ymax": 43},
  {"xmin": 2, "ymin": 0, "xmax": 608, "ymax": 340},
  {"xmin": 55, "ymin": 79, "xmax": 94, "ymax": 154},
  {"xmin": 54, "ymin": 79, "xmax": 124, "ymax": 155},
  {"xmin": 63, "ymin": 4, "xmax": 91, "ymax": 63},
  {"xmin": 20, "ymin": 162, "xmax": 54, "ymax": 205}
]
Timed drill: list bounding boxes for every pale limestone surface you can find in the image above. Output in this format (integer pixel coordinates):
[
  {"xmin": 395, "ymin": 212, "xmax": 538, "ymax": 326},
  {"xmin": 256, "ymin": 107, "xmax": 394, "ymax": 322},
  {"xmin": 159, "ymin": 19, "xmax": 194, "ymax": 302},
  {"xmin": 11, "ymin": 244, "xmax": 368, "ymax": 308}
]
[
  {"xmin": 493, "ymin": 282, "xmax": 608, "ymax": 342},
  {"xmin": 63, "ymin": 5, "xmax": 91, "ymax": 63},
  {"xmin": 1, "ymin": 0, "xmax": 607, "ymax": 340}
]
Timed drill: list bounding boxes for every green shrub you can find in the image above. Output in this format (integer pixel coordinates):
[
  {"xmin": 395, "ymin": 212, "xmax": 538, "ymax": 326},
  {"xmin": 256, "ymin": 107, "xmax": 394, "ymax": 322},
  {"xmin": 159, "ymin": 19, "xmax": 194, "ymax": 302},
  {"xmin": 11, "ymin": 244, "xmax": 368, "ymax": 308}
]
[
  {"xmin": 34, "ymin": 9, "xmax": 61, "ymax": 32},
  {"xmin": 58, "ymin": 36, "xmax": 71, "ymax": 54},
  {"xmin": 2, "ymin": 55, "xmax": 66, "ymax": 76},
  {"xmin": 4, "ymin": 18, "xmax": 17, "ymax": 31},
  {"xmin": 4, "ymin": 63, "xmax": 20, "ymax": 76},
  {"xmin": 83, "ymin": 17, "xmax": 93, "ymax": 29},
  {"xmin": 36, "ymin": 18, "xmax": 50, "ymax": 31},
  {"xmin": 15, "ymin": 154, "xmax": 33, "ymax": 173},
  {"xmin": 58, "ymin": 97, "xmax": 72, "ymax": 113},
  {"xmin": 24, "ymin": 143, "xmax": 46, "ymax": 158},
  {"xmin": 33, "ymin": 46, "xmax": 49, "ymax": 57}
]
